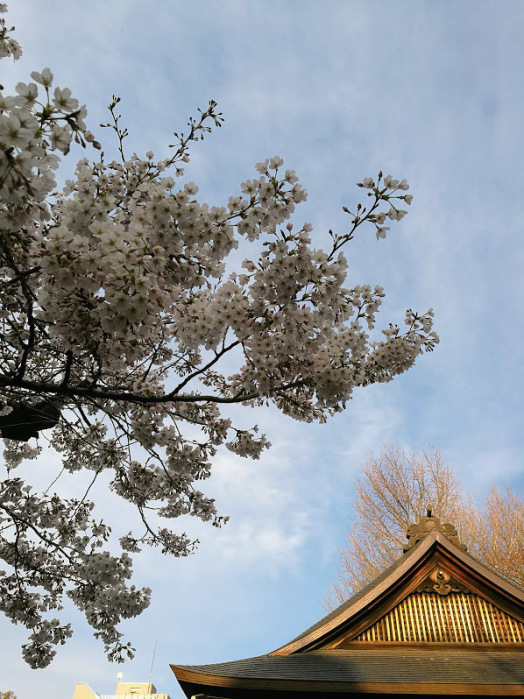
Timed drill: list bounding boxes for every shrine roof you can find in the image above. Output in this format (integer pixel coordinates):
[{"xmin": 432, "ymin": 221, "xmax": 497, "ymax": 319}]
[
  {"xmin": 172, "ymin": 511, "xmax": 524, "ymax": 697},
  {"xmin": 272, "ymin": 527, "xmax": 524, "ymax": 654}
]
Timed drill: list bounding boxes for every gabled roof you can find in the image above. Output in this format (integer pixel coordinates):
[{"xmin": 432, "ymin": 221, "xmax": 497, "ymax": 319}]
[
  {"xmin": 172, "ymin": 515, "xmax": 524, "ymax": 697},
  {"xmin": 271, "ymin": 528, "xmax": 524, "ymax": 654}
]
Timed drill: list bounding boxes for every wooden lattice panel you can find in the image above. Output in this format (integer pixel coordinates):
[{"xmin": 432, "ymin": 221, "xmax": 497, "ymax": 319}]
[{"xmin": 354, "ymin": 592, "xmax": 524, "ymax": 643}]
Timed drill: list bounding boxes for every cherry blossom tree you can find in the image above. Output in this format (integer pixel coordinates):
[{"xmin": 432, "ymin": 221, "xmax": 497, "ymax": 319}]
[{"xmin": 0, "ymin": 6, "xmax": 438, "ymax": 669}]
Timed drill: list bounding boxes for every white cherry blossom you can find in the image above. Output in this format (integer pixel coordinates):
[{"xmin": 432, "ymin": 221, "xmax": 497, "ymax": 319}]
[{"xmin": 0, "ymin": 3, "xmax": 438, "ymax": 670}]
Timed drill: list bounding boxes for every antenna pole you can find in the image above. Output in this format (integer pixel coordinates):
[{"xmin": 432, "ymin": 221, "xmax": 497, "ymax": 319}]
[{"xmin": 148, "ymin": 639, "xmax": 158, "ymax": 688}]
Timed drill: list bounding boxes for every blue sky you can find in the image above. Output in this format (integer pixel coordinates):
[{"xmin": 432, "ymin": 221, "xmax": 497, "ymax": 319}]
[{"xmin": 2, "ymin": 1, "xmax": 524, "ymax": 697}]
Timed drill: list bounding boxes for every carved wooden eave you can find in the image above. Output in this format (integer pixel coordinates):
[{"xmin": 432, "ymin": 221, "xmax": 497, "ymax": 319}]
[{"xmin": 172, "ymin": 527, "xmax": 524, "ymax": 697}]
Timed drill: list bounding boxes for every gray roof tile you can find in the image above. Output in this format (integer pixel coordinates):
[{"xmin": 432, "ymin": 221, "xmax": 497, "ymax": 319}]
[{"xmin": 178, "ymin": 648, "xmax": 524, "ymax": 685}]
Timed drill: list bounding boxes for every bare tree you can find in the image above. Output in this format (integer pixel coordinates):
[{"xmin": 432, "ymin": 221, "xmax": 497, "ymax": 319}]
[
  {"xmin": 328, "ymin": 446, "xmax": 523, "ymax": 607},
  {"xmin": 471, "ymin": 484, "xmax": 524, "ymax": 589}
]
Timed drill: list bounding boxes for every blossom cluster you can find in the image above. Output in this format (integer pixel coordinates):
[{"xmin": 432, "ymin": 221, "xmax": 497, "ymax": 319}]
[{"xmin": 0, "ymin": 5, "xmax": 438, "ymax": 668}]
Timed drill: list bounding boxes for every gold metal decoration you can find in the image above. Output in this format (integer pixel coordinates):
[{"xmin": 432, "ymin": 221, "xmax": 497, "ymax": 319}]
[
  {"xmin": 415, "ymin": 568, "xmax": 471, "ymax": 596},
  {"xmin": 430, "ymin": 568, "xmax": 452, "ymax": 595}
]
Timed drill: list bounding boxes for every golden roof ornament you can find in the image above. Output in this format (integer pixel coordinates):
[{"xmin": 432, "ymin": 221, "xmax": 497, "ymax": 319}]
[{"xmin": 403, "ymin": 505, "xmax": 467, "ymax": 553}]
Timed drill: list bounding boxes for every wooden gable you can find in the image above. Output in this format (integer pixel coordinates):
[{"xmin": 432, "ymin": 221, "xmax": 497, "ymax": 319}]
[{"xmin": 271, "ymin": 521, "xmax": 524, "ymax": 655}]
